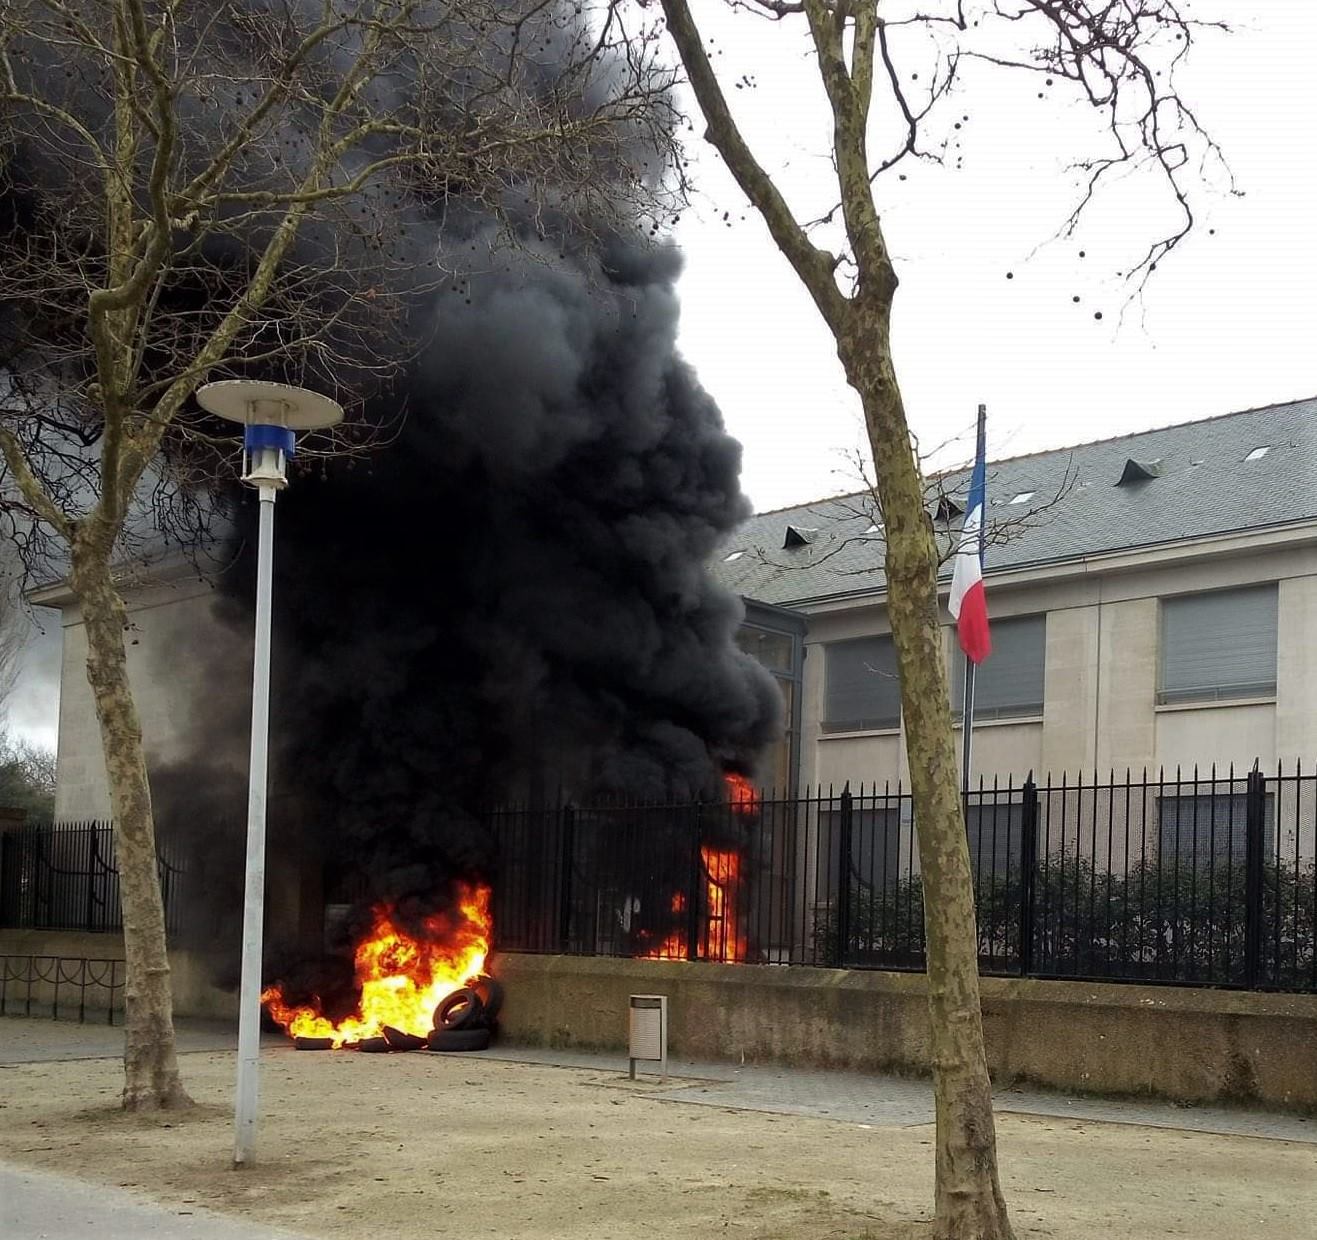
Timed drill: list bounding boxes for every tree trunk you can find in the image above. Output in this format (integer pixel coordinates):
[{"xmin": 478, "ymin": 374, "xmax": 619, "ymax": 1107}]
[
  {"xmin": 843, "ymin": 320, "xmax": 1013, "ymax": 1240},
  {"xmin": 70, "ymin": 547, "xmax": 191, "ymax": 1111}
]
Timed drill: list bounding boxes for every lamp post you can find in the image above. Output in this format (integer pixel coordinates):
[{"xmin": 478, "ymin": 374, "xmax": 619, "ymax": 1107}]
[{"xmin": 197, "ymin": 380, "xmax": 343, "ymax": 1167}]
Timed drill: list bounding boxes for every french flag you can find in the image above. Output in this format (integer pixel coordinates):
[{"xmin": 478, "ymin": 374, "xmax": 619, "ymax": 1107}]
[{"xmin": 948, "ymin": 419, "xmax": 991, "ymax": 664}]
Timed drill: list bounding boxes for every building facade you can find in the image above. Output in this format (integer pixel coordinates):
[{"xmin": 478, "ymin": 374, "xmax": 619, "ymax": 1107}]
[{"xmin": 720, "ymin": 399, "xmax": 1317, "ymax": 794}]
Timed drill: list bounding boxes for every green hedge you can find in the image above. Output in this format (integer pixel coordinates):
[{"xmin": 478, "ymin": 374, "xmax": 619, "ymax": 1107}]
[{"xmin": 812, "ymin": 856, "xmax": 1316, "ymax": 989}]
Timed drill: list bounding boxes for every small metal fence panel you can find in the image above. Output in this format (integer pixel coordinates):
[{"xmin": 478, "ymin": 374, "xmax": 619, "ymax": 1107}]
[{"xmin": 0, "ymin": 954, "xmax": 124, "ymax": 1023}]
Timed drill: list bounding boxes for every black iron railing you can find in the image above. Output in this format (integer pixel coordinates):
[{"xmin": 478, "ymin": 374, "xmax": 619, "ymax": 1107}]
[
  {"xmin": 0, "ymin": 822, "xmax": 187, "ymax": 935},
  {"xmin": 0, "ymin": 954, "xmax": 124, "ymax": 1022},
  {"xmin": 488, "ymin": 764, "xmax": 1317, "ymax": 993}
]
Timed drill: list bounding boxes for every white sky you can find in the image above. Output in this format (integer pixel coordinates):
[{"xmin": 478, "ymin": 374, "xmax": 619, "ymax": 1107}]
[
  {"xmin": 671, "ymin": 1, "xmax": 1317, "ymax": 511},
  {"xmin": 8, "ymin": 2, "xmax": 1317, "ymax": 754}
]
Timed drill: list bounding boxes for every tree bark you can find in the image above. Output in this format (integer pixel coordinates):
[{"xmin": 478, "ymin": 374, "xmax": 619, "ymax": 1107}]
[
  {"xmin": 841, "ymin": 316, "xmax": 1012, "ymax": 1240},
  {"xmin": 70, "ymin": 544, "xmax": 191, "ymax": 1111}
]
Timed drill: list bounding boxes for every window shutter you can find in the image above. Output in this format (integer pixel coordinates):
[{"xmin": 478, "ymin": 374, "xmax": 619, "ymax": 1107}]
[
  {"xmin": 824, "ymin": 637, "xmax": 900, "ymax": 731},
  {"xmin": 952, "ymin": 615, "xmax": 1046, "ymax": 720},
  {"xmin": 1159, "ymin": 586, "xmax": 1278, "ymax": 703}
]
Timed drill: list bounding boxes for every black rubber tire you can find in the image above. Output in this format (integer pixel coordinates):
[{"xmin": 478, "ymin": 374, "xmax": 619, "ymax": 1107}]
[
  {"xmin": 382, "ymin": 1025, "xmax": 427, "ymax": 1051},
  {"xmin": 472, "ymin": 977, "xmax": 505, "ymax": 1022},
  {"xmin": 294, "ymin": 1036, "xmax": 335, "ymax": 1051},
  {"xmin": 427, "ymin": 1026, "xmax": 492, "ymax": 1053},
  {"xmin": 358, "ymin": 1036, "xmax": 392, "ymax": 1053},
  {"xmin": 434, "ymin": 987, "xmax": 484, "ymax": 1031}
]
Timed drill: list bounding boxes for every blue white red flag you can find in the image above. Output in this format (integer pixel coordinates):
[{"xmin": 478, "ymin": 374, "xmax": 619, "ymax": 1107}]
[{"xmin": 948, "ymin": 426, "xmax": 991, "ymax": 664}]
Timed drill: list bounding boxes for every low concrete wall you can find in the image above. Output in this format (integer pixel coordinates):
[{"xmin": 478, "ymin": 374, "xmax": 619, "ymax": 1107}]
[
  {"xmin": 0, "ymin": 929, "xmax": 237, "ymax": 1020},
  {"xmin": 491, "ymin": 953, "xmax": 1317, "ymax": 1112}
]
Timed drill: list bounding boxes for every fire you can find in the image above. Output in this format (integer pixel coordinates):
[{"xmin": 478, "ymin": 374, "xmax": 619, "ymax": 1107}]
[
  {"xmin": 724, "ymin": 771, "xmax": 758, "ymax": 814},
  {"xmin": 262, "ymin": 883, "xmax": 492, "ymax": 1047},
  {"xmin": 699, "ymin": 845, "xmax": 748, "ymax": 962},
  {"xmin": 638, "ymin": 844, "xmax": 747, "ymax": 964}
]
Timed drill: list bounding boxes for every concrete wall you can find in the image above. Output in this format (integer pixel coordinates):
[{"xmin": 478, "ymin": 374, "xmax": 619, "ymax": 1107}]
[
  {"xmin": 799, "ymin": 536, "xmax": 1317, "ymax": 789},
  {"xmin": 0, "ymin": 929, "xmax": 237, "ymax": 1020},
  {"xmin": 493, "ymin": 953, "xmax": 1317, "ymax": 1112}
]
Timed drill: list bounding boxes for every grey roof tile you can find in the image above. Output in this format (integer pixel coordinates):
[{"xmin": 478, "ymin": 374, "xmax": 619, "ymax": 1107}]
[{"xmin": 713, "ymin": 398, "xmax": 1317, "ymax": 607}]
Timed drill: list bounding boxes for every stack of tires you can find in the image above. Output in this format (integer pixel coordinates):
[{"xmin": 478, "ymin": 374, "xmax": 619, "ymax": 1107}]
[{"xmin": 426, "ymin": 977, "xmax": 502, "ymax": 1052}]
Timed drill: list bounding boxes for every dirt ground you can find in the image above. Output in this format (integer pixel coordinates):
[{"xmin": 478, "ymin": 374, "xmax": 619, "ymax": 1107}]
[{"xmin": 0, "ymin": 1047, "xmax": 1312, "ymax": 1240}]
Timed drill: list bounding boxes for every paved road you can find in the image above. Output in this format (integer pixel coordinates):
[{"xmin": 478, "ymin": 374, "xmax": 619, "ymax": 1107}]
[{"xmin": 0, "ymin": 1164, "xmax": 310, "ymax": 1240}]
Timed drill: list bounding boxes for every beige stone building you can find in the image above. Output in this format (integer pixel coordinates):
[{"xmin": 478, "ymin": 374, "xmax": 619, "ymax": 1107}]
[{"xmin": 716, "ymin": 399, "xmax": 1317, "ymax": 796}]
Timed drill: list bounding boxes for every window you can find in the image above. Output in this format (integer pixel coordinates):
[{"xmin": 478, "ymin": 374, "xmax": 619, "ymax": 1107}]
[
  {"xmin": 823, "ymin": 636, "xmax": 900, "ymax": 732},
  {"xmin": 736, "ymin": 626, "xmax": 794, "ymax": 674},
  {"xmin": 1158, "ymin": 585, "xmax": 1277, "ymax": 705},
  {"xmin": 952, "ymin": 614, "xmax": 1045, "ymax": 720},
  {"xmin": 823, "ymin": 806, "xmax": 903, "ymax": 894},
  {"xmin": 1157, "ymin": 793, "xmax": 1272, "ymax": 871}
]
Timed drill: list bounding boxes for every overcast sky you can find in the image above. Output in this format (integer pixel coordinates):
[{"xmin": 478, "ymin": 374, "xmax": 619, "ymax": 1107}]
[
  {"xmin": 7, "ymin": 1, "xmax": 1316, "ymax": 754},
  {"xmin": 672, "ymin": 1, "xmax": 1317, "ymax": 511}
]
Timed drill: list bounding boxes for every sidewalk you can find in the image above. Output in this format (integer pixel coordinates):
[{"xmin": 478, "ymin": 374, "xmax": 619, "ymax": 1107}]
[
  {"xmin": 0, "ymin": 1164, "xmax": 310, "ymax": 1240},
  {"xmin": 3, "ymin": 1013, "xmax": 1313, "ymax": 1144}
]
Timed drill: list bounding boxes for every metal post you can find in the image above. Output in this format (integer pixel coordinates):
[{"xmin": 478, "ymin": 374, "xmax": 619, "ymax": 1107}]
[
  {"xmin": 961, "ymin": 656, "xmax": 977, "ymax": 795},
  {"xmin": 558, "ymin": 804, "xmax": 576, "ymax": 953},
  {"xmin": 233, "ymin": 483, "xmax": 278, "ymax": 1167},
  {"xmin": 836, "ymin": 784, "xmax": 853, "ymax": 967},
  {"xmin": 1243, "ymin": 767, "xmax": 1266, "ymax": 990},
  {"xmin": 686, "ymin": 802, "xmax": 703, "ymax": 961},
  {"xmin": 1019, "ymin": 776, "xmax": 1038, "ymax": 977}
]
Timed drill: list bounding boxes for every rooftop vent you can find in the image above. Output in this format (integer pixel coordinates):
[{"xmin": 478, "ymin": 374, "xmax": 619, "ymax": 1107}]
[
  {"xmin": 1117, "ymin": 458, "xmax": 1163, "ymax": 485},
  {"xmin": 1009, "ymin": 491, "xmax": 1035, "ymax": 505},
  {"xmin": 933, "ymin": 496, "xmax": 964, "ymax": 523},
  {"xmin": 1244, "ymin": 445, "xmax": 1270, "ymax": 462},
  {"xmin": 782, "ymin": 525, "xmax": 818, "ymax": 549},
  {"xmin": 723, "ymin": 550, "xmax": 745, "ymax": 562}
]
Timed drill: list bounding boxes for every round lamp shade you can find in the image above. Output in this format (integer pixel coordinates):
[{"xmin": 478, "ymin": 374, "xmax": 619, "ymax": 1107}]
[{"xmin": 197, "ymin": 380, "xmax": 344, "ymax": 430}]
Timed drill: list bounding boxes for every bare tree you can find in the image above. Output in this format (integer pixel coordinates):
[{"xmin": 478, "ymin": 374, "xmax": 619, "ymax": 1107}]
[
  {"xmin": 657, "ymin": 2, "xmax": 1223, "ymax": 1237},
  {"xmin": 0, "ymin": 0, "xmax": 681, "ymax": 1110}
]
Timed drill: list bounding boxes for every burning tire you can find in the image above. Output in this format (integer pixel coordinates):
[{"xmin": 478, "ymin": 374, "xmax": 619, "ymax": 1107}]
[
  {"xmin": 472, "ymin": 977, "xmax": 505, "ymax": 1022},
  {"xmin": 358, "ymin": 1036, "xmax": 392, "ymax": 1053},
  {"xmin": 293, "ymin": 1036, "xmax": 335, "ymax": 1051},
  {"xmin": 382, "ymin": 1025, "xmax": 427, "ymax": 1052},
  {"xmin": 427, "ymin": 1027, "xmax": 492, "ymax": 1053},
  {"xmin": 434, "ymin": 987, "xmax": 485, "ymax": 1031}
]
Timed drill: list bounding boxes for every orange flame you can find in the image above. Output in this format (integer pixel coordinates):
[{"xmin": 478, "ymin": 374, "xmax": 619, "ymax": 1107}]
[
  {"xmin": 639, "ymin": 845, "xmax": 747, "ymax": 964},
  {"xmin": 261, "ymin": 883, "xmax": 491, "ymax": 1047},
  {"xmin": 724, "ymin": 771, "xmax": 758, "ymax": 815},
  {"xmin": 699, "ymin": 845, "xmax": 748, "ymax": 962}
]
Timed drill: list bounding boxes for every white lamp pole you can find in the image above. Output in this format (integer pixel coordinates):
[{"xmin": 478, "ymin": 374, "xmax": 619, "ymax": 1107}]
[{"xmin": 197, "ymin": 380, "xmax": 343, "ymax": 1168}]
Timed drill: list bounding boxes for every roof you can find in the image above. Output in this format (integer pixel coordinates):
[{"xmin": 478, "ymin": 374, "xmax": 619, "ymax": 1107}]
[{"xmin": 713, "ymin": 397, "xmax": 1317, "ymax": 608}]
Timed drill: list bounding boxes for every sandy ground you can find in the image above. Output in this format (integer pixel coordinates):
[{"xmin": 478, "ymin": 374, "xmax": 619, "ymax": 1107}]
[{"xmin": 0, "ymin": 1046, "xmax": 1313, "ymax": 1240}]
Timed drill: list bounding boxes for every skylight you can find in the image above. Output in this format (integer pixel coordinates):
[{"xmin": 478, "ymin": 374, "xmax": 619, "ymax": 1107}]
[
  {"xmin": 1009, "ymin": 491, "xmax": 1034, "ymax": 505},
  {"xmin": 1244, "ymin": 446, "xmax": 1270, "ymax": 462},
  {"xmin": 723, "ymin": 550, "xmax": 745, "ymax": 562}
]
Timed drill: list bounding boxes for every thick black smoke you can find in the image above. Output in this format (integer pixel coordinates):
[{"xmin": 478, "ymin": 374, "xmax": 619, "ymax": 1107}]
[{"xmin": 0, "ymin": 0, "xmax": 781, "ymax": 988}]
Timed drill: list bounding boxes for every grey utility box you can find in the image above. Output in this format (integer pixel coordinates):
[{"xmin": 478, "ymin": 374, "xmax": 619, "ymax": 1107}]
[{"xmin": 628, "ymin": 993, "xmax": 668, "ymax": 1080}]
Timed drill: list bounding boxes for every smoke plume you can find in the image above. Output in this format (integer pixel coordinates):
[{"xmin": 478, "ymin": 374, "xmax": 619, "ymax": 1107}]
[{"xmin": 0, "ymin": 1, "xmax": 781, "ymax": 986}]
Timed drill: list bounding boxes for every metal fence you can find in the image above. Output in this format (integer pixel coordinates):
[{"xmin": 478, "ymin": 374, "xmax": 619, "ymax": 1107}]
[
  {"xmin": 0, "ymin": 955, "xmax": 125, "ymax": 1022},
  {"xmin": 488, "ymin": 764, "xmax": 1317, "ymax": 993},
  {"xmin": 0, "ymin": 822, "xmax": 188, "ymax": 935}
]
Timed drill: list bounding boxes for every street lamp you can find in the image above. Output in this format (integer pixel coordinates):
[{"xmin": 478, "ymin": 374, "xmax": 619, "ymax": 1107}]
[{"xmin": 197, "ymin": 380, "xmax": 344, "ymax": 1167}]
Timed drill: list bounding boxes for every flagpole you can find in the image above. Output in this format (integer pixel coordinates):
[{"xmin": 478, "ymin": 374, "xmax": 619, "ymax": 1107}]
[{"xmin": 961, "ymin": 404, "xmax": 987, "ymax": 794}]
